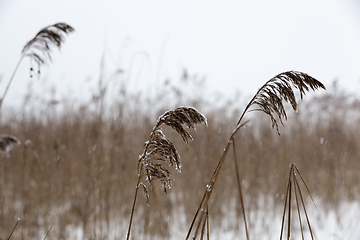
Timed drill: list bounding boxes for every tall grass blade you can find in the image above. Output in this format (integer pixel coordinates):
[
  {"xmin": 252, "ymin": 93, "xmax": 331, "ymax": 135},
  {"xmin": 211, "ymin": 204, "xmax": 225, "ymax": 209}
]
[
  {"xmin": 232, "ymin": 137, "xmax": 249, "ymax": 240},
  {"xmin": 194, "ymin": 206, "xmax": 206, "ymax": 239},
  {"xmin": 287, "ymin": 178, "xmax": 292, "ymax": 240},
  {"xmin": 280, "ymin": 164, "xmax": 315, "ymax": 240},
  {"xmin": 294, "ymin": 176, "xmax": 305, "ymax": 240},
  {"xmin": 293, "ymin": 165, "xmax": 318, "ymax": 210},
  {"xmin": 280, "ymin": 167, "xmax": 292, "ymax": 240},
  {"xmin": 200, "ymin": 207, "xmax": 208, "ymax": 240},
  {"xmin": 294, "ymin": 174, "xmax": 315, "ymax": 240},
  {"xmin": 43, "ymin": 225, "xmax": 53, "ymax": 240},
  {"xmin": 206, "ymin": 205, "xmax": 210, "ymax": 240}
]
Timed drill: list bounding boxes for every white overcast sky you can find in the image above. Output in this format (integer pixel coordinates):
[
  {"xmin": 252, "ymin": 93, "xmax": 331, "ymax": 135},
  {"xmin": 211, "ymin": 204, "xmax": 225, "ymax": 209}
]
[{"xmin": 1, "ymin": 0, "xmax": 360, "ymax": 108}]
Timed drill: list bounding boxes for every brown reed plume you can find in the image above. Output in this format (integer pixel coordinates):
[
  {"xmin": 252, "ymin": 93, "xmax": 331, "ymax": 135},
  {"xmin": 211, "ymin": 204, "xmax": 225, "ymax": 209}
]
[
  {"xmin": 22, "ymin": 23, "xmax": 75, "ymax": 66},
  {"xmin": 186, "ymin": 71, "xmax": 325, "ymax": 240},
  {"xmin": 126, "ymin": 106, "xmax": 207, "ymax": 240},
  {"xmin": 0, "ymin": 23, "xmax": 74, "ymax": 109},
  {"xmin": 0, "ymin": 134, "xmax": 21, "ymax": 157}
]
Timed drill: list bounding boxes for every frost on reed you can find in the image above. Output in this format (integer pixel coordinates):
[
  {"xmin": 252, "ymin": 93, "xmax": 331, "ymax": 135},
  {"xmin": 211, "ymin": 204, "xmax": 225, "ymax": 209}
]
[
  {"xmin": 127, "ymin": 106, "xmax": 207, "ymax": 240},
  {"xmin": 139, "ymin": 106, "xmax": 207, "ymax": 193},
  {"xmin": 0, "ymin": 134, "xmax": 20, "ymax": 157}
]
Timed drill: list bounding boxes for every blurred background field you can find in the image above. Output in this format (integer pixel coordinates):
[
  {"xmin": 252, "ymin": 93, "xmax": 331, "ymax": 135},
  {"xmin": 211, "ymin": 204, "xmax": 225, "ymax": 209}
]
[
  {"xmin": 0, "ymin": 71, "xmax": 359, "ymax": 239},
  {"xmin": 1, "ymin": 1, "xmax": 360, "ymax": 239}
]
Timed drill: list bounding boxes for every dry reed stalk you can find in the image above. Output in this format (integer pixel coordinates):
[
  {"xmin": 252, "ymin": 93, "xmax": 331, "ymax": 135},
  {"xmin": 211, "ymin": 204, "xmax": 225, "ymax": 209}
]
[
  {"xmin": 200, "ymin": 206, "xmax": 209, "ymax": 240},
  {"xmin": 0, "ymin": 23, "xmax": 74, "ymax": 109},
  {"xmin": 7, "ymin": 218, "xmax": 20, "ymax": 240},
  {"xmin": 232, "ymin": 136, "xmax": 249, "ymax": 240},
  {"xmin": 280, "ymin": 164, "xmax": 315, "ymax": 240},
  {"xmin": 43, "ymin": 225, "xmax": 53, "ymax": 240},
  {"xmin": 126, "ymin": 106, "xmax": 207, "ymax": 240},
  {"xmin": 186, "ymin": 71, "xmax": 325, "ymax": 239},
  {"xmin": 206, "ymin": 207, "xmax": 210, "ymax": 240}
]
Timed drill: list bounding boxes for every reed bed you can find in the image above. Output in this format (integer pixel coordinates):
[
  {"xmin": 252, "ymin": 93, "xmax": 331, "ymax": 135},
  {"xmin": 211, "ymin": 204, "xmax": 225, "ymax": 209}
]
[
  {"xmin": 0, "ymin": 82, "xmax": 359, "ymax": 239},
  {"xmin": 1, "ymin": 22, "xmax": 360, "ymax": 240}
]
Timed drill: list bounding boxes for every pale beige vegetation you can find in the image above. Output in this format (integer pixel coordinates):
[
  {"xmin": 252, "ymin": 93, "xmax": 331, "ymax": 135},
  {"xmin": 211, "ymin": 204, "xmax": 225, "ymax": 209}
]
[
  {"xmin": 1, "ymin": 23, "xmax": 359, "ymax": 240},
  {"xmin": 0, "ymin": 82, "xmax": 359, "ymax": 239}
]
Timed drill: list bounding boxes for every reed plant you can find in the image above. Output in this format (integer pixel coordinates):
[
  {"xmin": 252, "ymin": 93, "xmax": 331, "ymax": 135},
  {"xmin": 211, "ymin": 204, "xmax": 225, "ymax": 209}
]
[
  {"xmin": 0, "ymin": 23, "xmax": 74, "ymax": 109},
  {"xmin": 186, "ymin": 71, "xmax": 325, "ymax": 239},
  {"xmin": 0, "ymin": 22, "xmax": 74, "ymax": 240},
  {"xmin": 126, "ymin": 106, "xmax": 207, "ymax": 240},
  {"xmin": 0, "ymin": 80, "xmax": 358, "ymax": 239}
]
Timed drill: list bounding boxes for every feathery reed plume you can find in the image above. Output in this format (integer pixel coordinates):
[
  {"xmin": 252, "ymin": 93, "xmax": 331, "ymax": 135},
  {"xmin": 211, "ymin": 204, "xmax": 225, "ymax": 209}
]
[
  {"xmin": 245, "ymin": 71, "xmax": 325, "ymax": 134},
  {"xmin": 0, "ymin": 23, "xmax": 74, "ymax": 109},
  {"xmin": 22, "ymin": 23, "xmax": 75, "ymax": 66},
  {"xmin": 186, "ymin": 71, "xmax": 325, "ymax": 239},
  {"xmin": 0, "ymin": 134, "xmax": 21, "ymax": 157},
  {"xmin": 127, "ymin": 106, "xmax": 207, "ymax": 240},
  {"xmin": 280, "ymin": 164, "xmax": 316, "ymax": 240}
]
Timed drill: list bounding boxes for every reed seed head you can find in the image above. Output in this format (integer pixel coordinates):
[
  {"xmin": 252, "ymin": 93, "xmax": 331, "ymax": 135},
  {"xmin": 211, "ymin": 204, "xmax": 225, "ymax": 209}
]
[
  {"xmin": 251, "ymin": 71, "xmax": 325, "ymax": 134},
  {"xmin": 139, "ymin": 106, "xmax": 207, "ymax": 193},
  {"xmin": 154, "ymin": 106, "xmax": 208, "ymax": 143},
  {"xmin": 0, "ymin": 134, "xmax": 21, "ymax": 157},
  {"xmin": 22, "ymin": 23, "xmax": 75, "ymax": 65}
]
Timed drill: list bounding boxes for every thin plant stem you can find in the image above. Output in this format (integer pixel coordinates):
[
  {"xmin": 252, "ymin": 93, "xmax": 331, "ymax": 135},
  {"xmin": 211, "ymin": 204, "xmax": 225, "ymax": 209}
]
[
  {"xmin": 43, "ymin": 225, "xmax": 53, "ymax": 240},
  {"xmin": 232, "ymin": 137, "xmax": 250, "ymax": 240},
  {"xmin": 287, "ymin": 177, "xmax": 292, "ymax": 240},
  {"xmin": 194, "ymin": 207, "xmax": 206, "ymax": 238},
  {"xmin": 200, "ymin": 207, "xmax": 207, "ymax": 240},
  {"xmin": 293, "ymin": 165, "xmax": 318, "ymax": 210},
  {"xmin": 186, "ymin": 191, "xmax": 207, "ymax": 239},
  {"xmin": 293, "ymin": 177, "xmax": 304, "ymax": 240},
  {"xmin": 206, "ymin": 206, "xmax": 209, "ymax": 240},
  {"xmin": 186, "ymin": 122, "xmax": 248, "ymax": 239},
  {"xmin": 0, "ymin": 55, "xmax": 24, "ymax": 110},
  {"xmin": 293, "ymin": 174, "xmax": 315, "ymax": 240},
  {"xmin": 126, "ymin": 176, "xmax": 141, "ymax": 240},
  {"xmin": 186, "ymin": 140, "xmax": 232, "ymax": 239},
  {"xmin": 7, "ymin": 218, "xmax": 20, "ymax": 240},
  {"xmin": 280, "ymin": 167, "xmax": 292, "ymax": 240}
]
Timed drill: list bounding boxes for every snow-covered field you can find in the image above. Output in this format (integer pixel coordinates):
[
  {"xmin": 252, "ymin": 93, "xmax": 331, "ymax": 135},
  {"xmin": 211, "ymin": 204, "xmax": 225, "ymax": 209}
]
[{"xmin": 62, "ymin": 199, "xmax": 360, "ymax": 240}]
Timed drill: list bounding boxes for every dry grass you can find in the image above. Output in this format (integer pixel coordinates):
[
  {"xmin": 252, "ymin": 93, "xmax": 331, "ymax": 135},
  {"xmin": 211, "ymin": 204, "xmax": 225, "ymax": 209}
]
[
  {"xmin": 0, "ymin": 81, "xmax": 358, "ymax": 239},
  {"xmin": 1, "ymin": 22, "xmax": 359, "ymax": 240}
]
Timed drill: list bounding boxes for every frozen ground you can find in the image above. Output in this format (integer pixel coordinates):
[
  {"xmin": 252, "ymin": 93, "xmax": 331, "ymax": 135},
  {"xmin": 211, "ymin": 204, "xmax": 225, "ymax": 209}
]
[{"xmin": 63, "ymin": 199, "xmax": 360, "ymax": 240}]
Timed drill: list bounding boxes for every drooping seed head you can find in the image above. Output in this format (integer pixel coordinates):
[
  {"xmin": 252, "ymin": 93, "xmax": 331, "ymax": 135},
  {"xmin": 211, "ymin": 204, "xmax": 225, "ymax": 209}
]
[
  {"xmin": 139, "ymin": 106, "xmax": 207, "ymax": 194},
  {"xmin": 250, "ymin": 71, "xmax": 325, "ymax": 134},
  {"xmin": 22, "ymin": 23, "xmax": 75, "ymax": 65}
]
